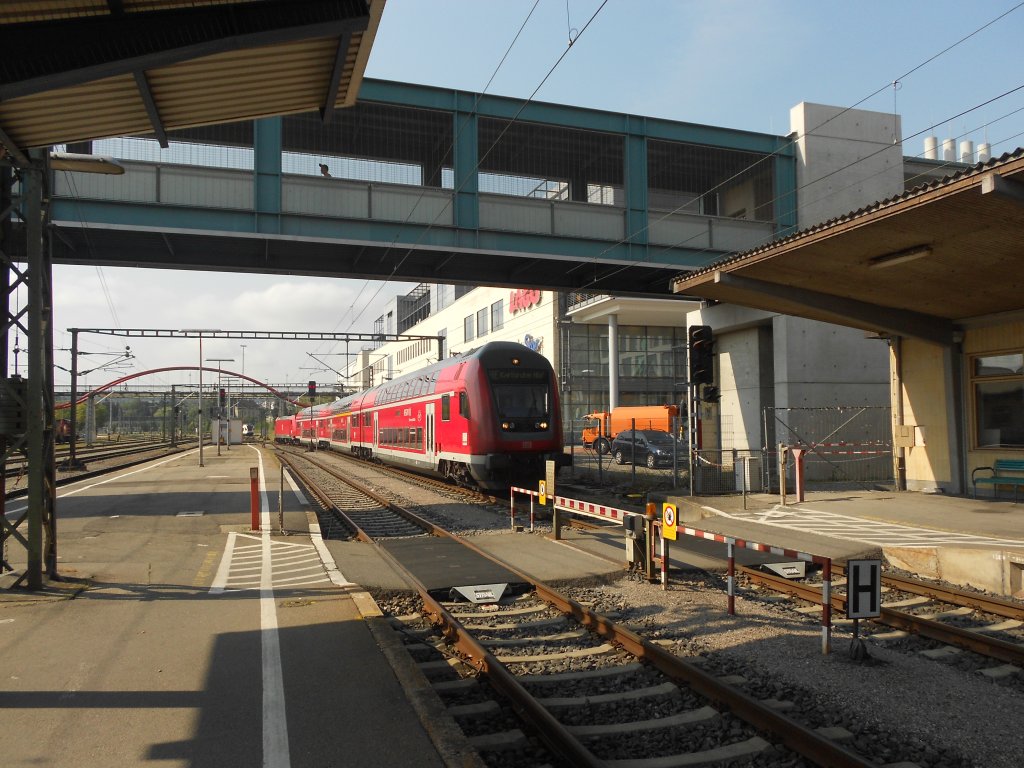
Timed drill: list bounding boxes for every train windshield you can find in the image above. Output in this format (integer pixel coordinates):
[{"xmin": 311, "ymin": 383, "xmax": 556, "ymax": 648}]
[{"xmin": 487, "ymin": 368, "xmax": 550, "ymax": 420}]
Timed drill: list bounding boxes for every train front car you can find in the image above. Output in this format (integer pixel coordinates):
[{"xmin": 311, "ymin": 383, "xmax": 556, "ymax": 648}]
[
  {"xmin": 461, "ymin": 341, "xmax": 565, "ymax": 490},
  {"xmin": 274, "ymin": 414, "xmax": 297, "ymax": 444}
]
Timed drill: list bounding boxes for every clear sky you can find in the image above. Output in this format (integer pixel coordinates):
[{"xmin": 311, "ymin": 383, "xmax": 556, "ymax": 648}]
[{"xmin": 46, "ymin": 0, "xmax": 1024, "ymax": 391}]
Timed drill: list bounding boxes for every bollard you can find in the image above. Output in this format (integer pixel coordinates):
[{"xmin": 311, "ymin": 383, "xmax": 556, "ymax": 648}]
[
  {"xmin": 792, "ymin": 447, "xmax": 806, "ymax": 503},
  {"xmin": 821, "ymin": 558, "xmax": 832, "ymax": 655},
  {"xmin": 250, "ymin": 466, "xmax": 260, "ymax": 531},
  {"xmin": 727, "ymin": 542, "xmax": 736, "ymax": 615}
]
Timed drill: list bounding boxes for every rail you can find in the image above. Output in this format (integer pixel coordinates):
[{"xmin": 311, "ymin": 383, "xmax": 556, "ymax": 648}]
[{"xmin": 522, "ymin": 491, "xmax": 835, "ymax": 654}]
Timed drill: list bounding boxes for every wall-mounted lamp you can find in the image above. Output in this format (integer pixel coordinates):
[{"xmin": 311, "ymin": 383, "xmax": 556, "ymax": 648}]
[
  {"xmin": 50, "ymin": 152, "xmax": 125, "ymax": 175},
  {"xmin": 867, "ymin": 245, "xmax": 932, "ymax": 269}
]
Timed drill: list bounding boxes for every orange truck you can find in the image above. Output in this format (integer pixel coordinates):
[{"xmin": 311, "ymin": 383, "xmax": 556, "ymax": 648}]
[{"xmin": 581, "ymin": 404, "xmax": 679, "ymax": 453}]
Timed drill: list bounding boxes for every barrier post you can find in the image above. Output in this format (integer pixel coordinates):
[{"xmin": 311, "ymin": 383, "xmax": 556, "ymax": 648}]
[
  {"xmin": 727, "ymin": 541, "xmax": 736, "ymax": 615},
  {"xmin": 661, "ymin": 535, "xmax": 668, "ymax": 590},
  {"xmin": 530, "ymin": 496, "xmax": 535, "ymax": 531},
  {"xmin": 278, "ymin": 464, "xmax": 284, "ymax": 533},
  {"xmin": 644, "ymin": 505, "xmax": 656, "ymax": 583},
  {"xmin": 821, "ymin": 558, "xmax": 832, "ymax": 655},
  {"xmin": 778, "ymin": 443, "xmax": 787, "ymax": 506},
  {"xmin": 250, "ymin": 466, "xmax": 260, "ymax": 531},
  {"xmin": 510, "ymin": 488, "xmax": 515, "ymax": 529},
  {"xmin": 793, "ymin": 447, "xmax": 806, "ymax": 503}
]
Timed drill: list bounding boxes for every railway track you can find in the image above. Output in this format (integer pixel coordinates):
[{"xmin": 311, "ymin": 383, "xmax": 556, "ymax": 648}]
[
  {"xmin": 741, "ymin": 563, "xmax": 1024, "ymax": 685},
  {"xmin": 278, "ymin": 444, "xmax": 503, "ymax": 508},
  {"xmin": 277, "ymin": 449, "xmax": 896, "ymax": 767}
]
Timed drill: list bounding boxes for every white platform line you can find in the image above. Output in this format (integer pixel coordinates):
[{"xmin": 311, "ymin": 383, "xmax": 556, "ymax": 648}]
[{"xmin": 209, "ymin": 531, "xmax": 237, "ymax": 594}]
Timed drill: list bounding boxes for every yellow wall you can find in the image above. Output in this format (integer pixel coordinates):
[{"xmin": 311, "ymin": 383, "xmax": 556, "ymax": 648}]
[
  {"xmin": 897, "ymin": 321, "xmax": 1024, "ymax": 493},
  {"xmin": 898, "ymin": 338, "xmax": 953, "ymax": 489}
]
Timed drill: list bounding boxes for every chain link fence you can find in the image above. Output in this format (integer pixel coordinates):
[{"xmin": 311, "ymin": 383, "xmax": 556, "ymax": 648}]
[{"xmin": 763, "ymin": 406, "xmax": 894, "ymax": 492}]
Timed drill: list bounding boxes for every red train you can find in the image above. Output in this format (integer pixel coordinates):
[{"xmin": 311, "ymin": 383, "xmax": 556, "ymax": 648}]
[{"xmin": 275, "ymin": 341, "xmax": 566, "ymax": 491}]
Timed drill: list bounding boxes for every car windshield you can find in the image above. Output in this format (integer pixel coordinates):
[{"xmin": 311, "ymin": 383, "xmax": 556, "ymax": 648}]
[{"xmin": 645, "ymin": 432, "xmax": 676, "ymax": 446}]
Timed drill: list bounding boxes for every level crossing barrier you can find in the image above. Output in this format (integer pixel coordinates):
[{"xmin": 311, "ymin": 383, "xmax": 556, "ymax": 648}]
[{"xmin": 516, "ymin": 491, "xmax": 834, "ymax": 655}]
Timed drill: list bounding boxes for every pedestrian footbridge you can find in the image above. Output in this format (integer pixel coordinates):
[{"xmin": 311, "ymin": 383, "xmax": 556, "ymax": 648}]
[{"xmin": 49, "ymin": 79, "xmax": 795, "ymax": 297}]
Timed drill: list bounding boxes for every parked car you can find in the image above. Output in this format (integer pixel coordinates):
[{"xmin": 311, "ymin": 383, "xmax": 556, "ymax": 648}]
[{"xmin": 611, "ymin": 429, "xmax": 680, "ymax": 468}]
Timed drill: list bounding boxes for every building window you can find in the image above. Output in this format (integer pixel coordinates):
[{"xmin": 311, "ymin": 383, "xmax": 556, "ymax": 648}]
[
  {"xmin": 476, "ymin": 307, "xmax": 488, "ymax": 337},
  {"xmin": 464, "ymin": 315, "xmax": 474, "ymax": 342},
  {"xmin": 973, "ymin": 352, "xmax": 1024, "ymax": 448},
  {"xmin": 491, "ymin": 300, "xmax": 504, "ymax": 331}
]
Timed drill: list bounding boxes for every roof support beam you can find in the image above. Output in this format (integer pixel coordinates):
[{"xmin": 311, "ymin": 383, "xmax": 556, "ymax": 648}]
[
  {"xmin": 712, "ymin": 272, "xmax": 955, "ymax": 346},
  {"xmin": 0, "ymin": 0, "xmax": 370, "ymax": 100},
  {"xmin": 321, "ymin": 30, "xmax": 354, "ymax": 124},
  {"xmin": 981, "ymin": 172, "xmax": 1024, "ymax": 206},
  {"xmin": 133, "ymin": 71, "xmax": 169, "ymax": 148},
  {"xmin": 0, "ymin": 124, "xmax": 30, "ymax": 167}
]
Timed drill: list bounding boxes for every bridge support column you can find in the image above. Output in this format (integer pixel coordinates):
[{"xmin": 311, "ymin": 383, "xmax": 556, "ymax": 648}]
[{"xmin": 254, "ymin": 117, "xmax": 282, "ymax": 234}]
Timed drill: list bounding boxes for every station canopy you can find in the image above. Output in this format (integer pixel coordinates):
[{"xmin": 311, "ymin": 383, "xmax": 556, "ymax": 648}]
[
  {"xmin": 671, "ymin": 150, "xmax": 1024, "ymax": 346},
  {"xmin": 0, "ymin": 0, "xmax": 384, "ymax": 163}
]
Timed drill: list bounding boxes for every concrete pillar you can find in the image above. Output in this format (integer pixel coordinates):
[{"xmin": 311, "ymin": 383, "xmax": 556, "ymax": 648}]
[{"xmin": 608, "ymin": 314, "xmax": 619, "ymax": 410}]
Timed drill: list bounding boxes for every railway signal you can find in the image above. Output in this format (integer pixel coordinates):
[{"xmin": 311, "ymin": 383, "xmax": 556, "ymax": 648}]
[
  {"xmin": 307, "ymin": 380, "xmax": 316, "ymax": 400},
  {"xmin": 688, "ymin": 325, "xmax": 714, "ymax": 385}
]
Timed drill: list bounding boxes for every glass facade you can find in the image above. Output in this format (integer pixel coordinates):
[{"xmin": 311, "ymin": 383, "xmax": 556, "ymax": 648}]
[{"xmin": 561, "ymin": 323, "xmax": 689, "ymax": 443}]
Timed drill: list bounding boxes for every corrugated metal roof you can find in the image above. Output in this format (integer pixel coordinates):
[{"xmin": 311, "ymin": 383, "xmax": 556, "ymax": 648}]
[{"xmin": 0, "ymin": 0, "xmax": 383, "ymax": 159}]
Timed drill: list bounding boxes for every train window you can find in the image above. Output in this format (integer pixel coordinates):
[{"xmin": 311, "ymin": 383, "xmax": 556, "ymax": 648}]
[
  {"xmin": 441, "ymin": 394, "xmax": 451, "ymax": 421},
  {"xmin": 459, "ymin": 391, "xmax": 470, "ymax": 418}
]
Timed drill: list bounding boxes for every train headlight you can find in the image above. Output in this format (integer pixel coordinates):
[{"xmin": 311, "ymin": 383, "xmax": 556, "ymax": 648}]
[{"xmin": 537, "ymin": 421, "xmax": 548, "ymax": 430}]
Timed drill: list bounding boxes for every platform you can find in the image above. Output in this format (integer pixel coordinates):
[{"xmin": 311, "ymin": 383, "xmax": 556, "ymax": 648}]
[
  {"xmin": 670, "ymin": 489, "xmax": 1024, "ymax": 597},
  {"xmin": 1, "ymin": 446, "xmax": 458, "ymax": 768}
]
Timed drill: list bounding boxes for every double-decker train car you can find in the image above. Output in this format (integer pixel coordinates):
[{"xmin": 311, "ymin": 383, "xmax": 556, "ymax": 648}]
[{"xmin": 275, "ymin": 341, "xmax": 565, "ymax": 491}]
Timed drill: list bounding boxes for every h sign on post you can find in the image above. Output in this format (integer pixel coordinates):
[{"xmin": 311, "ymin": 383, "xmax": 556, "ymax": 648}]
[{"xmin": 846, "ymin": 559, "xmax": 882, "ymax": 619}]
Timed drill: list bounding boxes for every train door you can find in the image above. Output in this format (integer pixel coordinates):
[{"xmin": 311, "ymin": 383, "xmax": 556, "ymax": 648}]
[{"xmin": 425, "ymin": 403, "xmax": 436, "ymax": 468}]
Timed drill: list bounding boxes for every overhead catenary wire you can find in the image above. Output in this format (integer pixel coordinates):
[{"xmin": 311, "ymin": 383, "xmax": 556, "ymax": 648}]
[
  {"xmin": 335, "ymin": 0, "xmax": 609, "ymax": 345},
  {"xmin": 567, "ymin": 1, "xmax": 1024, "ymax": 290},
  {"xmin": 326, "ymin": 0, "xmax": 545, "ymax": 346},
  {"xmin": 584, "ymin": 83, "xmax": 1024, "ymax": 291}
]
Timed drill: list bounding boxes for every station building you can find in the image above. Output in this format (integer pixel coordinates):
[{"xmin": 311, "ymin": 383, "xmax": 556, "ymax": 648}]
[{"xmin": 345, "ymin": 100, "xmax": 983, "ymax": 492}]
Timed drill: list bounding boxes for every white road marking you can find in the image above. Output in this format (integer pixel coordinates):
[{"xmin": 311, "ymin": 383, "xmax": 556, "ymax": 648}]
[
  {"xmin": 713, "ymin": 504, "xmax": 1024, "ymax": 548},
  {"xmin": 5, "ymin": 449, "xmax": 200, "ymax": 518},
  {"xmin": 209, "ymin": 531, "xmax": 237, "ymax": 593},
  {"xmin": 252, "ymin": 445, "xmax": 290, "ymax": 768}
]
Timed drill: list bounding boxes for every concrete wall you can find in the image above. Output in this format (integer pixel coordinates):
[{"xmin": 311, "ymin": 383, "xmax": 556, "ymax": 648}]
[
  {"xmin": 772, "ymin": 316, "xmax": 889, "ymax": 408},
  {"xmin": 715, "ymin": 326, "xmax": 769, "ymax": 451},
  {"xmin": 885, "ymin": 546, "xmax": 1024, "ymax": 598},
  {"xmin": 790, "ymin": 102, "xmax": 904, "ymax": 229}
]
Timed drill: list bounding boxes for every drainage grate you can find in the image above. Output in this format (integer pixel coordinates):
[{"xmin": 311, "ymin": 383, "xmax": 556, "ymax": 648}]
[{"xmin": 177, "ymin": 511, "xmax": 205, "ymax": 517}]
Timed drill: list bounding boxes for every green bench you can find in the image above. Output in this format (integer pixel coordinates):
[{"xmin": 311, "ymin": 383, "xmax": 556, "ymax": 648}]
[{"xmin": 972, "ymin": 458, "xmax": 1024, "ymax": 502}]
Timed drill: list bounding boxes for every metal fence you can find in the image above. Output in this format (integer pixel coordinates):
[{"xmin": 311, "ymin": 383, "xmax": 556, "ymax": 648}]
[
  {"xmin": 762, "ymin": 406, "xmax": 894, "ymax": 492},
  {"xmin": 560, "ymin": 407, "xmax": 894, "ymax": 495}
]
